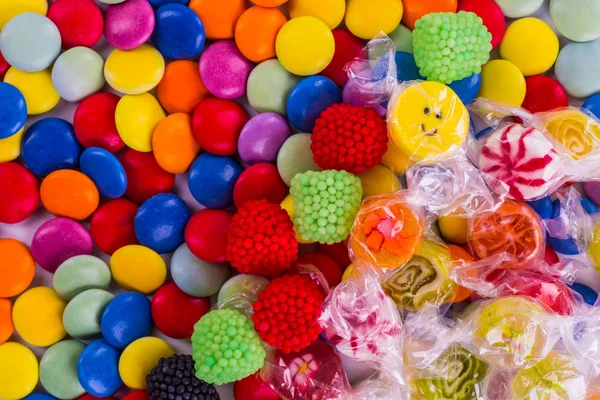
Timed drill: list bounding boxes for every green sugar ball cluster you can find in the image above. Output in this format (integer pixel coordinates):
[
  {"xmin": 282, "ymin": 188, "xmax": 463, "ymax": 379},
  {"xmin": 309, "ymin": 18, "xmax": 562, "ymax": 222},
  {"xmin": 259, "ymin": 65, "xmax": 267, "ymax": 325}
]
[
  {"xmin": 413, "ymin": 11, "xmax": 492, "ymax": 84},
  {"xmin": 290, "ymin": 170, "xmax": 363, "ymax": 244},
  {"xmin": 191, "ymin": 309, "xmax": 266, "ymax": 385}
]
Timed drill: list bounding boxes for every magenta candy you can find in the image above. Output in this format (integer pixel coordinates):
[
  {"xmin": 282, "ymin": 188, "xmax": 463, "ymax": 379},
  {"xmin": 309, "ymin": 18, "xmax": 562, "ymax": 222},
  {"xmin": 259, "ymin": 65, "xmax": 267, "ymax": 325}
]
[
  {"xmin": 238, "ymin": 113, "xmax": 292, "ymax": 165},
  {"xmin": 199, "ymin": 41, "xmax": 253, "ymax": 99},
  {"xmin": 584, "ymin": 181, "xmax": 600, "ymax": 207},
  {"xmin": 31, "ymin": 217, "xmax": 93, "ymax": 273},
  {"xmin": 105, "ymin": 0, "xmax": 155, "ymax": 51}
]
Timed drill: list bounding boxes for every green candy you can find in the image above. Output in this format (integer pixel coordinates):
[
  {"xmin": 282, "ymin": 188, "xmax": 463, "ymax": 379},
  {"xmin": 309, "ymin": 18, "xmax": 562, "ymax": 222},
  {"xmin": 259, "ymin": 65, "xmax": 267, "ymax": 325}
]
[
  {"xmin": 40, "ymin": 340, "xmax": 86, "ymax": 399},
  {"xmin": 413, "ymin": 11, "xmax": 492, "ymax": 84},
  {"xmin": 290, "ymin": 169, "xmax": 362, "ymax": 244},
  {"xmin": 53, "ymin": 255, "xmax": 111, "ymax": 300},
  {"xmin": 191, "ymin": 309, "xmax": 266, "ymax": 385},
  {"xmin": 62, "ymin": 289, "xmax": 114, "ymax": 339}
]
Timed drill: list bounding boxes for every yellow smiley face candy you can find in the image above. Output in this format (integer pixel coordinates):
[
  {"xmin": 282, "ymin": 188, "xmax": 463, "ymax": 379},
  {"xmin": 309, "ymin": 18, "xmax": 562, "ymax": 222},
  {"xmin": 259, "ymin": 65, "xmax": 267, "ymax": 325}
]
[
  {"xmin": 542, "ymin": 109, "xmax": 600, "ymax": 159},
  {"xmin": 389, "ymin": 81, "xmax": 469, "ymax": 162}
]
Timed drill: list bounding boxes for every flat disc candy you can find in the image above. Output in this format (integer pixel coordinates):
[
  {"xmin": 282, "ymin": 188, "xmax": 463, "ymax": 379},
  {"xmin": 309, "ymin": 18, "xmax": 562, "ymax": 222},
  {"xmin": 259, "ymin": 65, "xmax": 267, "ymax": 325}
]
[{"xmin": 540, "ymin": 108, "xmax": 600, "ymax": 160}]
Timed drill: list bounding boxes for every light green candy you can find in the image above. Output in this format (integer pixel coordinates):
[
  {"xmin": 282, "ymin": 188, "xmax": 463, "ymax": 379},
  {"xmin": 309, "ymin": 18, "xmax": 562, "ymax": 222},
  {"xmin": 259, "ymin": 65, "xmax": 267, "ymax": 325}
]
[
  {"xmin": 247, "ymin": 59, "xmax": 301, "ymax": 115},
  {"xmin": 217, "ymin": 274, "xmax": 270, "ymax": 305},
  {"xmin": 53, "ymin": 255, "xmax": 111, "ymax": 300},
  {"xmin": 290, "ymin": 169, "xmax": 362, "ymax": 244},
  {"xmin": 63, "ymin": 289, "xmax": 114, "ymax": 339},
  {"xmin": 40, "ymin": 340, "xmax": 86, "ymax": 399},
  {"xmin": 413, "ymin": 12, "xmax": 492, "ymax": 84},
  {"xmin": 389, "ymin": 24, "xmax": 413, "ymax": 54},
  {"xmin": 51, "ymin": 47, "xmax": 105, "ymax": 102},
  {"xmin": 277, "ymin": 133, "xmax": 322, "ymax": 186}
]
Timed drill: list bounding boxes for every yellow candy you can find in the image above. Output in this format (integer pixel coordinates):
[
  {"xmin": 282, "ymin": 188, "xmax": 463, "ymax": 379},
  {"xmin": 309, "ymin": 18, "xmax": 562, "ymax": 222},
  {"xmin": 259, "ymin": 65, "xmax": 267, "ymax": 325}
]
[
  {"xmin": 341, "ymin": 263, "xmax": 358, "ymax": 281},
  {"xmin": 276, "ymin": 16, "xmax": 335, "ymax": 76},
  {"xmin": 439, "ymin": 215, "xmax": 468, "ymax": 245},
  {"xmin": 4, "ymin": 67, "xmax": 60, "ymax": 115},
  {"xmin": 280, "ymin": 194, "xmax": 315, "ymax": 244},
  {"xmin": 288, "ymin": 0, "xmax": 345, "ymax": 30},
  {"xmin": 479, "ymin": 59, "xmax": 526, "ymax": 107},
  {"xmin": 119, "ymin": 337, "xmax": 175, "ymax": 389},
  {"xmin": 0, "ymin": 342, "xmax": 38, "ymax": 400},
  {"xmin": 500, "ymin": 18, "xmax": 559, "ymax": 77},
  {"xmin": 0, "ymin": 127, "xmax": 24, "ymax": 162},
  {"xmin": 12, "ymin": 286, "xmax": 67, "ymax": 347},
  {"xmin": 357, "ymin": 164, "xmax": 401, "ymax": 197},
  {"xmin": 541, "ymin": 109, "xmax": 600, "ymax": 159},
  {"xmin": 345, "ymin": 0, "xmax": 403, "ymax": 40},
  {"xmin": 116, "ymin": 93, "xmax": 166, "ymax": 152},
  {"xmin": 381, "ymin": 145, "xmax": 413, "ymax": 175},
  {"xmin": 589, "ymin": 220, "xmax": 600, "ymax": 273},
  {"xmin": 104, "ymin": 44, "xmax": 165, "ymax": 95},
  {"xmin": 389, "ymin": 81, "xmax": 469, "ymax": 161},
  {"xmin": 110, "ymin": 245, "xmax": 167, "ymax": 294},
  {"xmin": 0, "ymin": 0, "xmax": 48, "ymax": 30}
]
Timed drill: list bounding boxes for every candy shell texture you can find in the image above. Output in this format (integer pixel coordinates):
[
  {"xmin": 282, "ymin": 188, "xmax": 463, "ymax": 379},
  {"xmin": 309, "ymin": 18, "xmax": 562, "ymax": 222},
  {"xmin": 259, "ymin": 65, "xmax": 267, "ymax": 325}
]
[
  {"xmin": 199, "ymin": 40, "xmax": 253, "ymax": 99},
  {"xmin": 80, "ymin": 147, "xmax": 127, "ymax": 199},
  {"xmin": 0, "ymin": 299, "xmax": 13, "ymax": 344},
  {"xmin": 13, "ymin": 287, "xmax": 67, "ymax": 347},
  {"xmin": 238, "ymin": 113, "xmax": 291, "ymax": 165},
  {"xmin": 110, "ymin": 245, "xmax": 167, "ymax": 294},
  {"xmin": 40, "ymin": 169, "xmax": 100, "ymax": 220},
  {"xmin": 122, "ymin": 149, "xmax": 175, "ymax": 203},
  {"xmin": 171, "ymin": 243, "xmax": 230, "ymax": 297},
  {"xmin": 101, "ymin": 292, "xmax": 153, "ymax": 349},
  {"xmin": 185, "ymin": 209, "xmax": 233, "ymax": 263},
  {"xmin": 448, "ymin": 73, "xmax": 482, "ymax": 104},
  {"xmin": 157, "ymin": 60, "xmax": 210, "ymax": 115},
  {"xmin": 0, "ymin": 127, "xmax": 24, "ymax": 163},
  {"xmin": 402, "ymin": 0, "xmax": 456, "ymax": 29},
  {"xmin": 4, "ymin": 68, "xmax": 60, "ymax": 115},
  {"xmin": 73, "ymin": 92, "xmax": 125, "ymax": 153},
  {"xmin": 189, "ymin": 0, "xmax": 245, "ymax": 40},
  {"xmin": 23, "ymin": 394, "xmax": 57, "ymax": 400},
  {"xmin": 0, "ymin": 238, "xmax": 36, "ymax": 298},
  {"xmin": 522, "ymin": 76, "xmax": 569, "ymax": 114},
  {"xmin": 495, "ymin": 0, "xmax": 543, "ymax": 18},
  {"xmin": 188, "ymin": 153, "xmax": 243, "ymax": 209},
  {"xmin": 105, "ymin": 0, "xmax": 155, "ymax": 51},
  {"xmin": 235, "ymin": 6, "xmax": 287, "ymax": 63},
  {"xmin": 0, "ymin": 0, "xmax": 48, "ymax": 30},
  {"xmin": 53, "ymin": 255, "xmax": 112, "ymax": 301},
  {"xmin": 357, "ymin": 164, "xmax": 401, "ymax": 197},
  {"xmin": 233, "ymin": 162, "xmax": 288, "ymax": 207},
  {"xmin": 345, "ymin": 0, "xmax": 403, "ymax": 39},
  {"xmin": 63, "ymin": 289, "xmax": 114, "ymax": 339},
  {"xmin": 152, "ymin": 113, "xmax": 200, "ymax": 174},
  {"xmin": 0, "ymin": 162, "xmax": 40, "ymax": 224},
  {"xmin": 77, "ymin": 339, "xmax": 123, "ymax": 397},
  {"xmin": 389, "ymin": 24, "xmax": 413, "ymax": 53},
  {"xmin": 104, "ymin": 45, "xmax": 165, "ymax": 95},
  {"xmin": 0, "ymin": 342, "xmax": 38, "ymax": 400},
  {"xmin": 90, "ymin": 199, "xmax": 140, "ymax": 255},
  {"xmin": 289, "ymin": 0, "xmax": 345, "ymax": 29},
  {"xmin": 458, "ymin": 0, "xmax": 505, "ymax": 49},
  {"xmin": 116, "ymin": 93, "xmax": 166, "ymax": 152},
  {"xmin": 277, "ymin": 133, "xmax": 321, "ymax": 186},
  {"xmin": 0, "ymin": 82, "xmax": 26, "ymax": 139},
  {"xmin": 321, "ymin": 29, "xmax": 364, "ymax": 86},
  {"xmin": 119, "ymin": 337, "xmax": 175, "ymax": 390},
  {"xmin": 287, "ymin": 76, "xmax": 341, "ymax": 132},
  {"xmin": 152, "ymin": 4, "xmax": 206, "ymax": 59},
  {"xmin": 247, "ymin": 60, "xmax": 300, "ymax": 115},
  {"xmin": 192, "ymin": 98, "xmax": 248, "ymax": 156},
  {"xmin": 550, "ymin": 0, "xmax": 600, "ymax": 42},
  {"xmin": 40, "ymin": 340, "xmax": 86, "ymax": 399},
  {"xmin": 479, "ymin": 59, "xmax": 526, "ymax": 106},
  {"xmin": 47, "ymin": 0, "xmax": 104, "ymax": 49},
  {"xmin": 51, "ymin": 47, "xmax": 105, "ymax": 103},
  {"xmin": 555, "ymin": 41, "xmax": 600, "ymax": 98}
]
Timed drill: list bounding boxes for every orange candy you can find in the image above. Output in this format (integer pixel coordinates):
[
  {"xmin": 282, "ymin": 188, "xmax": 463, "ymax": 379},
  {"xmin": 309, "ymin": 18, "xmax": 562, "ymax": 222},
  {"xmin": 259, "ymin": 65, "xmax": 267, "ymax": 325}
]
[
  {"xmin": 0, "ymin": 238, "xmax": 35, "ymax": 298},
  {"xmin": 40, "ymin": 170, "xmax": 100, "ymax": 220},
  {"xmin": 152, "ymin": 113, "xmax": 201, "ymax": 174},
  {"xmin": 235, "ymin": 6, "xmax": 288, "ymax": 63},
  {"xmin": 447, "ymin": 245, "xmax": 474, "ymax": 303},
  {"xmin": 251, "ymin": 0, "xmax": 288, "ymax": 6},
  {"xmin": 189, "ymin": 0, "xmax": 245, "ymax": 39},
  {"xmin": 0, "ymin": 299, "xmax": 13, "ymax": 343},
  {"xmin": 402, "ymin": 0, "xmax": 457, "ymax": 29},
  {"xmin": 157, "ymin": 60, "xmax": 210, "ymax": 115}
]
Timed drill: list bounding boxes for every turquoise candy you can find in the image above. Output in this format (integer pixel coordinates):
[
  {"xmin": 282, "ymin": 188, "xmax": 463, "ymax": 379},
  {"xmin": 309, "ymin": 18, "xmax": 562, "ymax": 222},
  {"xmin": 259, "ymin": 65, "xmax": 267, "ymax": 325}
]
[
  {"xmin": 555, "ymin": 41, "xmax": 600, "ymax": 98},
  {"xmin": 216, "ymin": 274, "xmax": 270, "ymax": 305},
  {"xmin": 53, "ymin": 255, "xmax": 112, "ymax": 301},
  {"xmin": 388, "ymin": 24, "xmax": 413, "ymax": 54},
  {"xmin": 171, "ymin": 243, "xmax": 230, "ymax": 297},
  {"xmin": 63, "ymin": 289, "xmax": 114, "ymax": 339},
  {"xmin": 51, "ymin": 47, "xmax": 105, "ymax": 103},
  {"xmin": 247, "ymin": 59, "xmax": 301, "ymax": 115},
  {"xmin": 276, "ymin": 133, "xmax": 321, "ymax": 186},
  {"xmin": 40, "ymin": 340, "xmax": 86, "ymax": 399},
  {"xmin": 495, "ymin": 0, "xmax": 544, "ymax": 18},
  {"xmin": 550, "ymin": 0, "xmax": 600, "ymax": 42}
]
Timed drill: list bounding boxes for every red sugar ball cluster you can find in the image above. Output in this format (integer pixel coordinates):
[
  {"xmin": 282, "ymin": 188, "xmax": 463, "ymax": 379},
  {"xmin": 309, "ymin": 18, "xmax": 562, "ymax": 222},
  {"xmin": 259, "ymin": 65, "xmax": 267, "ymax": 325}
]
[
  {"xmin": 252, "ymin": 274, "xmax": 324, "ymax": 353},
  {"xmin": 311, "ymin": 103, "xmax": 388, "ymax": 174},
  {"xmin": 226, "ymin": 199, "xmax": 298, "ymax": 278}
]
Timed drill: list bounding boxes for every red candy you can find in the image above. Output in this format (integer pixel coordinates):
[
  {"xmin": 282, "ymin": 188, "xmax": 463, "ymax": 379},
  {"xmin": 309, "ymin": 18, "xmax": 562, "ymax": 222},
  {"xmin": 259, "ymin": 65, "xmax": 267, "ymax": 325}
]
[
  {"xmin": 122, "ymin": 391, "xmax": 148, "ymax": 400},
  {"xmin": 226, "ymin": 199, "xmax": 298, "ymax": 278},
  {"xmin": 185, "ymin": 209, "xmax": 233, "ymax": 263},
  {"xmin": 151, "ymin": 282, "xmax": 210, "ymax": 339},
  {"xmin": 121, "ymin": 150, "xmax": 176, "ymax": 203},
  {"xmin": 522, "ymin": 76, "xmax": 569, "ymax": 114},
  {"xmin": 252, "ymin": 274, "xmax": 325, "ymax": 353},
  {"xmin": 544, "ymin": 245, "xmax": 560, "ymax": 266},
  {"xmin": 90, "ymin": 199, "xmax": 139, "ymax": 255},
  {"xmin": 192, "ymin": 98, "xmax": 248, "ymax": 156},
  {"xmin": 289, "ymin": 253, "xmax": 342, "ymax": 288},
  {"xmin": 234, "ymin": 372, "xmax": 282, "ymax": 400},
  {"xmin": 233, "ymin": 163, "xmax": 287, "ymax": 208},
  {"xmin": 73, "ymin": 93, "xmax": 125, "ymax": 153},
  {"xmin": 317, "ymin": 241, "xmax": 351, "ymax": 268},
  {"xmin": 457, "ymin": 0, "xmax": 505, "ymax": 49},
  {"xmin": 0, "ymin": 163, "xmax": 40, "ymax": 224},
  {"xmin": 311, "ymin": 103, "xmax": 388, "ymax": 174},
  {"xmin": 321, "ymin": 29, "xmax": 364, "ymax": 86},
  {"xmin": 0, "ymin": 51, "xmax": 9, "ymax": 80},
  {"xmin": 48, "ymin": 0, "xmax": 104, "ymax": 49}
]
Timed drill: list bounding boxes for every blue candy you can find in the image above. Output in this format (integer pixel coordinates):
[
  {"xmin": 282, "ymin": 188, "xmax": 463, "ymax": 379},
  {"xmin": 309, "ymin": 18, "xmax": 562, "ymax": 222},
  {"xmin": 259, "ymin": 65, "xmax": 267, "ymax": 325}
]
[
  {"xmin": 373, "ymin": 51, "xmax": 423, "ymax": 83},
  {"xmin": 188, "ymin": 153, "xmax": 242, "ymax": 209},
  {"xmin": 582, "ymin": 93, "xmax": 600, "ymax": 118},
  {"xmin": 287, "ymin": 76, "xmax": 341, "ymax": 132},
  {"xmin": 0, "ymin": 82, "xmax": 27, "ymax": 139},
  {"xmin": 547, "ymin": 197, "xmax": 599, "ymax": 255},
  {"xmin": 100, "ymin": 292, "xmax": 153, "ymax": 350},
  {"xmin": 152, "ymin": 4, "xmax": 205, "ymax": 59},
  {"xmin": 448, "ymin": 73, "xmax": 481, "ymax": 104},
  {"xmin": 134, "ymin": 193, "xmax": 191, "ymax": 253},
  {"xmin": 80, "ymin": 147, "xmax": 127, "ymax": 199},
  {"xmin": 569, "ymin": 282, "xmax": 599, "ymax": 306},
  {"xmin": 22, "ymin": 118, "xmax": 81, "ymax": 176},
  {"xmin": 23, "ymin": 394, "xmax": 57, "ymax": 400},
  {"xmin": 77, "ymin": 339, "xmax": 123, "ymax": 397},
  {"xmin": 149, "ymin": 0, "xmax": 189, "ymax": 6},
  {"xmin": 474, "ymin": 126, "xmax": 493, "ymax": 140},
  {"xmin": 526, "ymin": 196, "xmax": 553, "ymax": 220}
]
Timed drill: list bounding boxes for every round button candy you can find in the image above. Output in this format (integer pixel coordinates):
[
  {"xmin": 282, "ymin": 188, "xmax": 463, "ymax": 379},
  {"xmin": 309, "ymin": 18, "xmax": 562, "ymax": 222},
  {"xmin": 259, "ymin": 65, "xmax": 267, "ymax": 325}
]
[
  {"xmin": 171, "ymin": 243, "xmax": 230, "ymax": 297},
  {"xmin": 0, "ymin": 127, "xmax": 24, "ymax": 163},
  {"xmin": 192, "ymin": 98, "xmax": 248, "ymax": 156},
  {"xmin": 0, "ymin": 82, "xmax": 26, "ymax": 139},
  {"xmin": 101, "ymin": 292, "xmax": 153, "ymax": 349},
  {"xmin": 345, "ymin": 0, "xmax": 403, "ymax": 39},
  {"xmin": 0, "ymin": 13, "xmax": 61, "ymax": 72},
  {"xmin": 247, "ymin": 59, "xmax": 301, "ymax": 115},
  {"xmin": 401, "ymin": 0, "xmax": 454, "ymax": 29},
  {"xmin": 235, "ymin": 6, "xmax": 287, "ymax": 63},
  {"xmin": 321, "ymin": 29, "xmax": 365, "ymax": 86},
  {"xmin": 105, "ymin": 0, "xmax": 155, "ymax": 51},
  {"xmin": 189, "ymin": 0, "xmax": 245, "ymax": 40},
  {"xmin": 0, "ymin": 342, "xmax": 38, "ymax": 400},
  {"xmin": 583, "ymin": 93, "xmax": 600, "ymax": 119},
  {"xmin": 110, "ymin": 245, "xmax": 167, "ymax": 294},
  {"xmin": 53, "ymin": 255, "xmax": 112, "ymax": 301},
  {"xmin": 122, "ymin": 150, "xmax": 175, "ymax": 203},
  {"xmin": 105, "ymin": 45, "xmax": 165, "ymax": 95},
  {"xmin": 157, "ymin": 60, "xmax": 210, "ymax": 114},
  {"xmin": 277, "ymin": 133, "xmax": 321, "ymax": 186},
  {"xmin": 0, "ymin": 0, "xmax": 48, "ymax": 30},
  {"xmin": 63, "ymin": 289, "xmax": 114, "ymax": 339},
  {"xmin": 448, "ymin": 73, "xmax": 482, "ymax": 104},
  {"xmin": 233, "ymin": 163, "xmax": 288, "ymax": 208},
  {"xmin": 200, "ymin": 40, "xmax": 253, "ymax": 99},
  {"xmin": 31, "ymin": 217, "xmax": 93, "ymax": 273},
  {"xmin": 13, "ymin": 287, "xmax": 67, "ymax": 347},
  {"xmin": 555, "ymin": 41, "xmax": 600, "ymax": 98},
  {"xmin": 91, "ymin": 199, "xmax": 139, "ymax": 255},
  {"xmin": 119, "ymin": 337, "xmax": 174, "ymax": 390},
  {"xmin": 252, "ymin": 0, "xmax": 288, "ymax": 6},
  {"xmin": 48, "ymin": 0, "xmax": 103, "ymax": 49},
  {"xmin": 77, "ymin": 339, "xmax": 123, "ymax": 397},
  {"xmin": 80, "ymin": 147, "xmax": 127, "ymax": 199},
  {"xmin": 276, "ymin": 16, "xmax": 334, "ymax": 76},
  {"xmin": 40, "ymin": 169, "xmax": 100, "ymax": 220},
  {"xmin": 495, "ymin": 0, "xmax": 543, "ymax": 18},
  {"xmin": 51, "ymin": 47, "xmax": 105, "ymax": 103},
  {"xmin": 22, "ymin": 118, "xmax": 81, "ymax": 177},
  {"xmin": 4, "ymin": 68, "xmax": 60, "ymax": 115},
  {"xmin": 522, "ymin": 76, "xmax": 569, "ymax": 114},
  {"xmin": 0, "ymin": 162, "xmax": 40, "ymax": 224},
  {"xmin": 188, "ymin": 153, "xmax": 243, "ymax": 209},
  {"xmin": 551, "ymin": 0, "xmax": 600, "ymax": 42},
  {"xmin": 289, "ymin": 0, "xmax": 345, "ymax": 29},
  {"xmin": 238, "ymin": 112, "xmax": 292, "ymax": 165},
  {"xmin": 74, "ymin": 93, "xmax": 125, "ymax": 153},
  {"xmin": 287, "ymin": 76, "xmax": 341, "ymax": 132},
  {"xmin": 152, "ymin": 4, "xmax": 205, "ymax": 59},
  {"xmin": 458, "ymin": 0, "xmax": 505, "ymax": 49},
  {"xmin": 149, "ymin": 0, "xmax": 189, "ymax": 5},
  {"xmin": 0, "ymin": 299, "xmax": 13, "ymax": 344},
  {"xmin": 0, "ymin": 52, "xmax": 8, "ymax": 79},
  {"xmin": 357, "ymin": 164, "xmax": 401, "ymax": 197},
  {"xmin": 0, "ymin": 238, "xmax": 35, "ymax": 298},
  {"xmin": 234, "ymin": 372, "xmax": 281, "ymax": 400},
  {"xmin": 185, "ymin": 209, "xmax": 233, "ymax": 263},
  {"xmin": 479, "ymin": 60, "xmax": 526, "ymax": 106},
  {"xmin": 152, "ymin": 114, "xmax": 200, "ymax": 174},
  {"xmin": 116, "ymin": 93, "xmax": 166, "ymax": 152},
  {"xmin": 40, "ymin": 340, "xmax": 86, "ymax": 399}
]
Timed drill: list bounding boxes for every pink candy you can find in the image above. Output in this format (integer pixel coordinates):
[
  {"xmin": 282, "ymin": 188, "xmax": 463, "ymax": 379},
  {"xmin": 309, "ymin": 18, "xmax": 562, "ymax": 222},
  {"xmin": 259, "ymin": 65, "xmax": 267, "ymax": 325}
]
[
  {"xmin": 199, "ymin": 41, "xmax": 253, "ymax": 99},
  {"xmin": 105, "ymin": 0, "xmax": 155, "ymax": 51}
]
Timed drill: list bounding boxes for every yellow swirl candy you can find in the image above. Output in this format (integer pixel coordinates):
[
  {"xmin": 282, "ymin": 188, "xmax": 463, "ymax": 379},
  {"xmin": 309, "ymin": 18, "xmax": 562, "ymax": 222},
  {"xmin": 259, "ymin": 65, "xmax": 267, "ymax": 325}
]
[{"xmin": 543, "ymin": 109, "xmax": 600, "ymax": 159}]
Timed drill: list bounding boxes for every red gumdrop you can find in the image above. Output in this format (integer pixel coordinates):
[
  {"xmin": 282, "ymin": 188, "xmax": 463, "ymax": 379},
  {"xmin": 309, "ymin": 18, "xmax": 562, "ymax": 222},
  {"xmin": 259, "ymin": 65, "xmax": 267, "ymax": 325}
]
[
  {"xmin": 457, "ymin": 0, "xmax": 505, "ymax": 49},
  {"xmin": 234, "ymin": 372, "xmax": 282, "ymax": 400},
  {"xmin": 185, "ymin": 209, "xmax": 233, "ymax": 263},
  {"xmin": 192, "ymin": 98, "xmax": 248, "ymax": 156},
  {"xmin": 0, "ymin": 51, "xmax": 10, "ymax": 80},
  {"xmin": 288, "ymin": 253, "xmax": 342, "ymax": 287},
  {"xmin": 317, "ymin": 241, "xmax": 351, "ymax": 268},
  {"xmin": 121, "ymin": 149, "xmax": 176, "ymax": 204},
  {"xmin": 48, "ymin": 0, "xmax": 104, "ymax": 49},
  {"xmin": 233, "ymin": 163, "xmax": 287, "ymax": 208},
  {"xmin": 544, "ymin": 245, "xmax": 560, "ymax": 266},
  {"xmin": 522, "ymin": 76, "xmax": 569, "ymax": 114},
  {"xmin": 321, "ymin": 29, "xmax": 364, "ymax": 86},
  {"xmin": 73, "ymin": 92, "xmax": 125, "ymax": 153},
  {"xmin": 0, "ymin": 163, "xmax": 40, "ymax": 224},
  {"xmin": 90, "ymin": 198, "xmax": 139, "ymax": 255},
  {"xmin": 122, "ymin": 391, "xmax": 148, "ymax": 400},
  {"xmin": 151, "ymin": 282, "xmax": 210, "ymax": 339}
]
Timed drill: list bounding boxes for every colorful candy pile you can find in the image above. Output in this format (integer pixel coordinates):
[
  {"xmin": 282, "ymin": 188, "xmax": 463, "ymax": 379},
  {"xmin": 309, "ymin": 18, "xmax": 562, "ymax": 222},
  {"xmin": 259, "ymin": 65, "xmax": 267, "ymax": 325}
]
[{"xmin": 3, "ymin": 0, "xmax": 600, "ymax": 399}]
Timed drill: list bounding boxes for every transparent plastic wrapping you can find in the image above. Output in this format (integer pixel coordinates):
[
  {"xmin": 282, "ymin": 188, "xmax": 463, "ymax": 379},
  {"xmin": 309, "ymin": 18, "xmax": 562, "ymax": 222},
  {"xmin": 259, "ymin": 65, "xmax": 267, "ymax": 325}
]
[{"xmin": 562, "ymin": 306, "xmax": 600, "ymax": 377}]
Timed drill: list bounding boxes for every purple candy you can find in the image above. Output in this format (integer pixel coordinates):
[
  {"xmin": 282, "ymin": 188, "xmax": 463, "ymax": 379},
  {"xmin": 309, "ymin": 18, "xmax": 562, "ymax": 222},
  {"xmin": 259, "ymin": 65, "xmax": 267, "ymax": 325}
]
[
  {"xmin": 31, "ymin": 217, "xmax": 93, "ymax": 273},
  {"xmin": 584, "ymin": 181, "xmax": 600, "ymax": 207},
  {"xmin": 105, "ymin": 0, "xmax": 155, "ymax": 51},
  {"xmin": 342, "ymin": 80, "xmax": 387, "ymax": 117},
  {"xmin": 238, "ymin": 113, "xmax": 292, "ymax": 165},
  {"xmin": 199, "ymin": 41, "xmax": 253, "ymax": 99}
]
